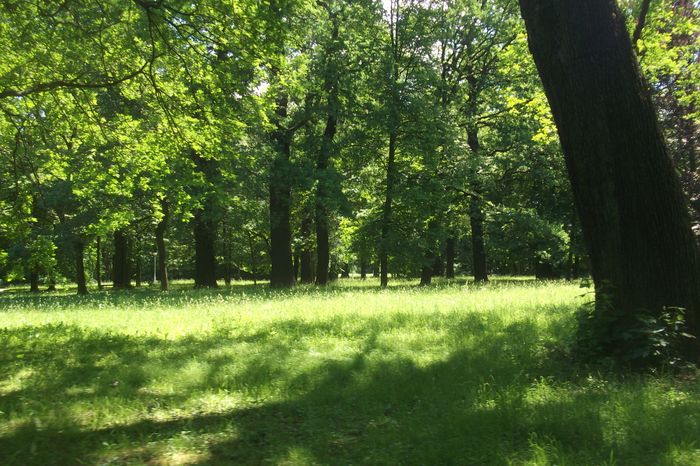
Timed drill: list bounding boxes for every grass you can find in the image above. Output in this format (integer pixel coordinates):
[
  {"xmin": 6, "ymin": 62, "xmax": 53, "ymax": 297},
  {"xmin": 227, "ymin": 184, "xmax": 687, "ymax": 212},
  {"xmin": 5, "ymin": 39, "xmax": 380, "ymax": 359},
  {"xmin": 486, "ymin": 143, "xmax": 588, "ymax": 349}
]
[{"xmin": 0, "ymin": 278, "xmax": 698, "ymax": 465}]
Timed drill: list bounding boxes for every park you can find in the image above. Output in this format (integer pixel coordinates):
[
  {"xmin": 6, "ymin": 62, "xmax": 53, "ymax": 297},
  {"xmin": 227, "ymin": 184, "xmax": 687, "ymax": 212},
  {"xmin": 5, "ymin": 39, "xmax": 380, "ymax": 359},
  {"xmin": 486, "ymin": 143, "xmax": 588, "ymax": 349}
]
[{"xmin": 1, "ymin": 0, "xmax": 699, "ymax": 464}]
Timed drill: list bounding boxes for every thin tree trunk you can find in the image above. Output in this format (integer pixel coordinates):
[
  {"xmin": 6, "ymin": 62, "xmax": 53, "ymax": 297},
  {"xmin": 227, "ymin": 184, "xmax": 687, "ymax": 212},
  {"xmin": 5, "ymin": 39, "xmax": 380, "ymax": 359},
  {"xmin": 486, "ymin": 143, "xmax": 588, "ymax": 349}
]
[
  {"xmin": 315, "ymin": 194, "xmax": 331, "ymax": 286},
  {"xmin": 135, "ymin": 245, "xmax": 142, "ymax": 288},
  {"xmin": 222, "ymin": 220, "xmax": 232, "ymax": 286},
  {"xmin": 469, "ymin": 198, "xmax": 488, "ymax": 282},
  {"xmin": 467, "ymin": 125, "xmax": 488, "ymax": 283},
  {"xmin": 247, "ymin": 232, "xmax": 258, "ymax": 286},
  {"xmin": 102, "ymin": 245, "xmax": 111, "ymax": 284},
  {"xmin": 95, "ymin": 236, "xmax": 102, "ymax": 290},
  {"xmin": 300, "ymin": 215, "xmax": 314, "ymax": 284},
  {"xmin": 380, "ymin": 131, "xmax": 398, "ymax": 288},
  {"xmin": 29, "ymin": 268, "xmax": 39, "ymax": 293},
  {"xmin": 112, "ymin": 229, "xmax": 131, "ymax": 289},
  {"xmin": 156, "ymin": 198, "xmax": 169, "ymax": 291},
  {"xmin": 360, "ymin": 258, "xmax": 368, "ymax": 280},
  {"xmin": 75, "ymin": 239, "xmax": 88, "ymax": 295},
  {"xmin": 420, "ymin": 263, "xmax": 432, "ymax": 286},
  {"xmin": 315, "ymin": 14, "xmax": 340, "ymax": 286},
  {"xmin": 445, "ymin": 236, "xmax": 456, "ymax": 279},
  {"xmin": 519, "ymin": 0, "xmax": 700, "ymax": 360},
  {"xmin": 565, "ymin": 210, "xmax": 577, "ymax": 281},
  {"xmin": 293, "ymin": 250, "xmax": 300, "ymax": 283}
]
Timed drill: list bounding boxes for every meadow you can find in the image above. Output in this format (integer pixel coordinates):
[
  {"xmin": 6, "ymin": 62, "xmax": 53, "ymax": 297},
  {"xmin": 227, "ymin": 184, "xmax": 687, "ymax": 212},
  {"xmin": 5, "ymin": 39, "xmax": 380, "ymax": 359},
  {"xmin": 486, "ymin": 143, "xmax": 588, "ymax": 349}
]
[{"xmin": 0, "ymin": 278, "xmax": 699, "ymax": 465}]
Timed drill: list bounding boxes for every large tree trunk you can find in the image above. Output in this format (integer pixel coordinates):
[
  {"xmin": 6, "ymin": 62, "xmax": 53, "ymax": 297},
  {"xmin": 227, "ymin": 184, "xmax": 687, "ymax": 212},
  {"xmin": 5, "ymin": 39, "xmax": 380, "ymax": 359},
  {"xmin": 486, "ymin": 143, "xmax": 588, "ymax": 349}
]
[
  {"xmin": 431, "ymin": 253, "xmax": 444, "ymax": 277},
  {"xmin": 269, "ymin": 147, "xmax": 294, "ymax": 287},
  {"xmin": 112, "ymin": 229, "xmax": 131, "ymax": 289},
  {"xmin": 420, "ymin": 261, "xmax": 432, "ymax": 286},
  {"xmin": 269, "ymin": 91, "xmax": 295, "ymax": 288},
  {"xmin": 193, "ymin": 206, "xmax": 218, "ymax": 288},
  {"xmin": 156, "ymin": 198, "xmax": 169, "ymax": 291},
  {"xmin": 380, "ymin": 132, "xmax": 398, "ymax": 288},
  {"xmin": 190, "ymin": 150, "xmax": 220, "ymax": 289},
  {"xmin": 519, "ymin": 0, "xmax": 700, "ymax": 359},
  {"xmin": 299, "ymin": 215, "xmax": 314, "ymax": 284},
  {"xmin": 75, "ymin": 239, "xmax": 88, "ymax": 295}
]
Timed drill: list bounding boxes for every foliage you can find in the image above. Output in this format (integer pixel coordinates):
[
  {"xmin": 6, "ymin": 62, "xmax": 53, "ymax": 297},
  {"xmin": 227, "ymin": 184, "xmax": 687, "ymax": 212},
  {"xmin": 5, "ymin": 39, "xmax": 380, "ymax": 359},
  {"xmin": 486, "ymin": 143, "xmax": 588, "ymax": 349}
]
[{"xmin": 575, "ymin": 286, "xmax": 698, "ymax": 369}]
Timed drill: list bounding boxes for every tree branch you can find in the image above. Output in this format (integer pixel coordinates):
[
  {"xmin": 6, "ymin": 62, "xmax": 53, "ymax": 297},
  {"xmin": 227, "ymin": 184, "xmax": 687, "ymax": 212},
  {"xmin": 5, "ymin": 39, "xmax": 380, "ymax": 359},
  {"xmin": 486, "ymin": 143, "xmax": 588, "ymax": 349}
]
[
  {"xmin": 0, "ymin": 58, "xmax": 155, "ymax": 99},
  {"xmin": 632, "ymin": 0, "xmax": 652, "ymax": 51}
]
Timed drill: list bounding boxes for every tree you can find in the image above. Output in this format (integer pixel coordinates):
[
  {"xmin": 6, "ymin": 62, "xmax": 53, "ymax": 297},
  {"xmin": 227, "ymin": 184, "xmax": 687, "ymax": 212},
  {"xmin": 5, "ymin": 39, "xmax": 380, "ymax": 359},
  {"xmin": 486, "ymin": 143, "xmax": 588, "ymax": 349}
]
[{"xmin": 518, "ymin": 0, "xmax": 700, "ymax": 361}]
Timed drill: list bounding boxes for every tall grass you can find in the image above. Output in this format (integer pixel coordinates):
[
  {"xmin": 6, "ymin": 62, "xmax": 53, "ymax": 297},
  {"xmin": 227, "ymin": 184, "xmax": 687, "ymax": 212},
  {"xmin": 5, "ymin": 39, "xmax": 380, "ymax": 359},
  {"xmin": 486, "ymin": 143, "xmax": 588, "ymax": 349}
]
[{"xmin": 0, "ymin": 278, "xmax": 698, "ymax": 465}]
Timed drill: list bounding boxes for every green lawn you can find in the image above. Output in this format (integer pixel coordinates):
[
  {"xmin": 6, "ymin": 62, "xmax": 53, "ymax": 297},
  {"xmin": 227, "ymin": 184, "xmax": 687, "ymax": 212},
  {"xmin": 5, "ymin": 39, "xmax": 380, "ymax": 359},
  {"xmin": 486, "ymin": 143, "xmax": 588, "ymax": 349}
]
[{"xmin": 0, "ymin": 279, "xmax": 698, "ymax": 465}]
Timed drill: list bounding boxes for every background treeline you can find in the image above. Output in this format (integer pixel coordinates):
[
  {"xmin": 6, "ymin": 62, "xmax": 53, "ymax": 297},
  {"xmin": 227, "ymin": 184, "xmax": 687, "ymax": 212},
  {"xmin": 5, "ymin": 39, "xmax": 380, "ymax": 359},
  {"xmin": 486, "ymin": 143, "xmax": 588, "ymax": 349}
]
[{"xmin": 0, "ymin": 0, "xmax": 696, "ymax": 292}]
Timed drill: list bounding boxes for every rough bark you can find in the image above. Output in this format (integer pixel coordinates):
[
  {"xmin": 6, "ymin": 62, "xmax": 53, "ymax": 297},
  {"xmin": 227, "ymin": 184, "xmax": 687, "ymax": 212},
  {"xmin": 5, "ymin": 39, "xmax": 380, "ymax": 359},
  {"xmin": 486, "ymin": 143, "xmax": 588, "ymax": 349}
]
[
  {"xmin": 75, "ymin": 239, "xmax": 88, "ymax": 295},
  {"xmin": 156, "ymin": 198, "xmax": 169, "ymax": 291},
  {"xmin": 519, "ymin": 0, "xmax": 700, "ymax": 359},
  {"xmin": 112, "ymin": 229, "xmax": 131, "ymax": 289}
]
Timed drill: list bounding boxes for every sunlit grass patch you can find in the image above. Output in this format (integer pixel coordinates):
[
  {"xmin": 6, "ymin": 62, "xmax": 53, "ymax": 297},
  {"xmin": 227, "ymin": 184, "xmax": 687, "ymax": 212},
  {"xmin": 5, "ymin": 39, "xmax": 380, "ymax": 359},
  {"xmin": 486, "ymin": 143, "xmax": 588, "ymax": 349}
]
[{"xmin": 0, "ymin": 278, "xmax": 698, "ymax": 465}]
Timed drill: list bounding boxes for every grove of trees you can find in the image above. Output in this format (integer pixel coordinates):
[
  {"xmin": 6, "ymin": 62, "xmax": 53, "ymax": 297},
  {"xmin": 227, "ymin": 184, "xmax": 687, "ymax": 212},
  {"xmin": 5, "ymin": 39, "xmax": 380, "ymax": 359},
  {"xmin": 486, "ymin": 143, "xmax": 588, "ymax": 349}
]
[{"xmin": 1, "ymin": 0, "xmax": 698, "ymax": 363}]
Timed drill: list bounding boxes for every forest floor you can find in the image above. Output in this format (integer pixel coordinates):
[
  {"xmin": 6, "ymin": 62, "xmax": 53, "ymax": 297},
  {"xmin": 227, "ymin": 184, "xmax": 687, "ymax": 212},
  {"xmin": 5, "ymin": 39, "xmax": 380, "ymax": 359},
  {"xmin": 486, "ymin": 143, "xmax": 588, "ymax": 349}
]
[{"xmin": 0, "ymin": 278, "xmax": 699, "ymax": 465}]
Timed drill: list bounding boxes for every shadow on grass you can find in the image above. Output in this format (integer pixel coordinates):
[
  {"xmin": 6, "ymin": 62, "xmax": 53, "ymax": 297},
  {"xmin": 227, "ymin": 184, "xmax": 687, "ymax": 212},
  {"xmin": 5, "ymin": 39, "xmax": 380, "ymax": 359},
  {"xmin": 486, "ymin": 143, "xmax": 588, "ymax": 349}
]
[{"xmin": 1, "ymin": 313, "xmax": 697, "ymax": 465}]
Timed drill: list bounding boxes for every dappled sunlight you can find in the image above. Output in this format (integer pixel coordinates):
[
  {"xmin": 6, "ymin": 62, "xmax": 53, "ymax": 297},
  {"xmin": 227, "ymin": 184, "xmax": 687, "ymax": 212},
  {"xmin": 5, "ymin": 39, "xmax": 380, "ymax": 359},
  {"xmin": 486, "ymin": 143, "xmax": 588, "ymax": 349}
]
[{"xmin": 1, "ymin": 282, "xmax": 698, "ymax": 465}]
